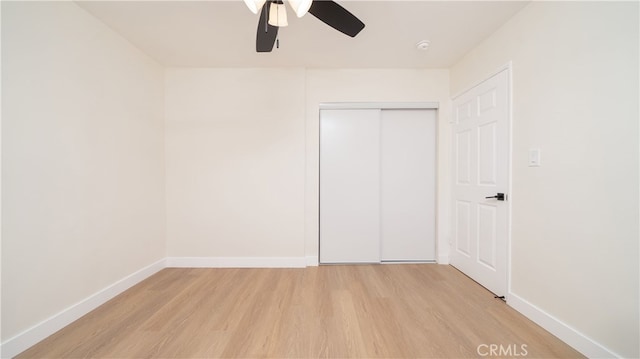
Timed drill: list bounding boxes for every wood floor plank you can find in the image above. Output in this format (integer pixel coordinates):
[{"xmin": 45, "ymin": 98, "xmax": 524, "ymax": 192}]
[{"xmin": 16, "ymin": 265, "xmax": 584, "ymax": 358}]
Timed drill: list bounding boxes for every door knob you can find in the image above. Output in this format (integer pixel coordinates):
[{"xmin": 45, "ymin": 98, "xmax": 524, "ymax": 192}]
[{"xmin": 485, "ymin": 193, "xmax": 505, "ymax": 201}]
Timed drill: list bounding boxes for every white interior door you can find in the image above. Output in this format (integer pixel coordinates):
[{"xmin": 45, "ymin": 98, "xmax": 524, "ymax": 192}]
[
  {"xmin": 380, "ymin": 109, "xmax": 436, "ymax": 261},
  {"xmin": 320, "ymin": 109, "xmax": 381, "ymax": 263},
  {"xmin": 451, "ymin": 69, "xmax": 510, "ymax": 297}
]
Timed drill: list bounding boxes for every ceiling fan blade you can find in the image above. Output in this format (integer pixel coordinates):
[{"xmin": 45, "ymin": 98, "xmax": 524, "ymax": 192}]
[
  {"xmin": 256, "ymin": 0, "xmax": 278, "ymax": 52},
  {"xmin": 308, "ymin": 0, "xmax": 364, "ymax": 37}
]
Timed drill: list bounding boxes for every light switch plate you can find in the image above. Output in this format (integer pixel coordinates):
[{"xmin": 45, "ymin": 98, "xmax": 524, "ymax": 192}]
[{"xmin": 529, "ymin": 148, "xmax": 541, "ymax": 167}]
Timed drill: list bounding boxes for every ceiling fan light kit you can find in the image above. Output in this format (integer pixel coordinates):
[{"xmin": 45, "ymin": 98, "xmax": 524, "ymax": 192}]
[
  {"xmin": 250, "ymin": 0, "xmax": 365, "ymax": 53},
  {"xmin": 245, "ymin": 0, "xmax": 312, "ymax": 18},
  {"xmin": 268, "ymin": 1, "xmax": 288, "ymax": 27},
  {"xmin": 288, "ymin": 0, "xmax": 313, "ymax": 18}
]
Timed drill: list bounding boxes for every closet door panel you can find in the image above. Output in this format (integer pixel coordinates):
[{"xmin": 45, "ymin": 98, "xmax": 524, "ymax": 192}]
[
  {"xmin": 319, "ymin": 109, "xmax": 381, "ymax": 263},
  {"xmin": 380, "ymin": 109, "xmax": 436, "ymax": 261}
]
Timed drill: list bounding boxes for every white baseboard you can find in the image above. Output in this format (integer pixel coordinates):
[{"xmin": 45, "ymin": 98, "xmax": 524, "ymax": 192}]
[
  {"xmin": 166, "ymin": 256, "xmax": 307, "ymax": 268},
  {"xmin": 305, "ymin": 256, "xmax": 319, "ymax": 267},
  {"xmin": 507, "ymin": 292, "xmax": 619, "ymax": 358},
  {"xmin": 0, "ymin": 258, "xmax": 166, "ymax": 359}
]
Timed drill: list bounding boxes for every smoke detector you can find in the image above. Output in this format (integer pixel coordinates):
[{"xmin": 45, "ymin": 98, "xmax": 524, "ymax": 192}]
[{"xmin": 416, "ymin": 40, "xmax": 430, "ymax": 51}]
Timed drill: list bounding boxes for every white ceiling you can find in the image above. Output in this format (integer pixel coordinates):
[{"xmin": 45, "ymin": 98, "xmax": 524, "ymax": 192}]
[{"xmin": 76, "ymin": 0, "xmax": 529, "ymax": 68}]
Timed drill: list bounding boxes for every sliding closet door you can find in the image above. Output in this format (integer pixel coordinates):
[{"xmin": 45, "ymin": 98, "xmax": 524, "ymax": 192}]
[
  {"xmin": 319, "ymin": 109, "xmax": 381, "ymax": 263},
  {"xmin": 380, "ymin": 109, "xmax": 436, "ymax": 261}
]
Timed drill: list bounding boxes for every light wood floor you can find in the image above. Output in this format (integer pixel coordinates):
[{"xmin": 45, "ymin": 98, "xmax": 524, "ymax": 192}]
[{"xmin": 18, "ymin": 265, "xmax": 583, "ymax": 358}]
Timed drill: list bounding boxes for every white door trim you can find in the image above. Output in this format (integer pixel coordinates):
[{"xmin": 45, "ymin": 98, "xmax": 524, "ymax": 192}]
[
  {"xmin": 450, "ymin": 63, "xmax": 513, "ymax": 298},
  {"xmin": 451, "ymin": 63, "xmax": 513, "ymax": 102},
  {"xmin": 320, "ymin": 102, "xmax": 439, "ymax": 110}
]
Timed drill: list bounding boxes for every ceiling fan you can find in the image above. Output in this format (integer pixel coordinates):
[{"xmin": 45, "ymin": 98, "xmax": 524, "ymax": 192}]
[{"xmin": 243, "ymin": 0, "xmax": 365, "ymax": 52}]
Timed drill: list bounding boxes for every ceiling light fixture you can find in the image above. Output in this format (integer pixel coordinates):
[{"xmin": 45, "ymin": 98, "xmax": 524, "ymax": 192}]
[
  {"xmin": 268, "ymin": 1, "xmax": 288, "ymax": 27},
  {"xmin": 251, "ymin": 0, "xmax": 365, "ymax": 53},
  {"xmin": 288, "ymin": 0, "xmax": 313, "ymax": 18},
  {"xmin": 244, "ymin": 0, "xmax": 312, "ymax": 18}
]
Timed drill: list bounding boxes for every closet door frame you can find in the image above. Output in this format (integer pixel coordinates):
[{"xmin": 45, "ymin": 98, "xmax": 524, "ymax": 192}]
[
  {"xmin": 320, "ymin": 102, "xmax": 439, "ymax": 111},
  {"xmin": 318, "ymin": 102, "xmax": 439, "ymax": 264}
]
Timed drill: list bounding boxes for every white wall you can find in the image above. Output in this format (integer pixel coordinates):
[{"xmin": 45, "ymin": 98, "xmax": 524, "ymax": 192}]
[
  {"xmin": 2, "ymin": 0, "xmax": 166, "ymax": 344},
  {"xmin": 164, "ymin": 68, "xmax": 306, "ymax": 260},
  {"xmin": 305, "ymin": 69, "xmax": 451, "ymax": 263},
  {"xmin": 0, "ymin": 0, "xmax": 4, "ymax": 346},
  {"xmin": 451, "ymin": 2, "xmax": 639, "ymax": 357},
  {"xmin": 165, "ymin": 68, "xmax": 450, "ymax": 265}
]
